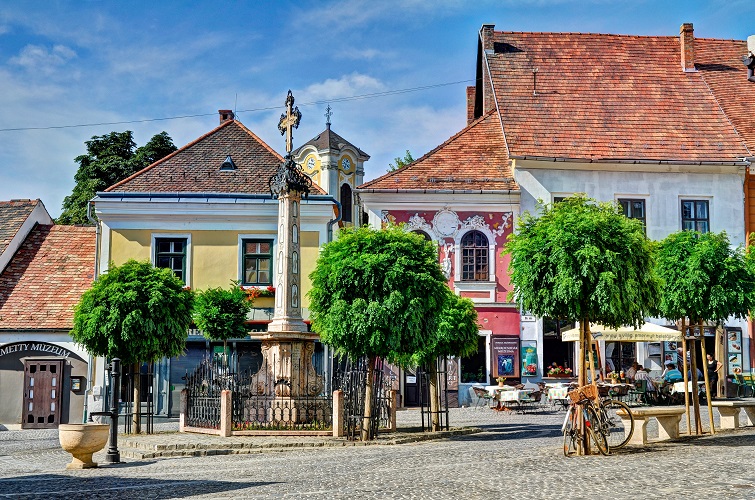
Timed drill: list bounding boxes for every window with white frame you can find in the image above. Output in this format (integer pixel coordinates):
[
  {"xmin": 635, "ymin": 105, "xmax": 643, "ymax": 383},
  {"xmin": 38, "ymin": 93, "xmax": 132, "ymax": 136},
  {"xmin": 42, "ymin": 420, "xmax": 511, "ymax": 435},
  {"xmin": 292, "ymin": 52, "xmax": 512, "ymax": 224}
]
[
  {"xmin": 154, "ymin": 238, "xmax": 187, "ymax": 282},
  {"xmin": 461, "ymin": 230, "xmax": 489, "ymax": 281},
  {"xmin": 242, "ymin": 239, "xmax": 273, "ymax": 285}
]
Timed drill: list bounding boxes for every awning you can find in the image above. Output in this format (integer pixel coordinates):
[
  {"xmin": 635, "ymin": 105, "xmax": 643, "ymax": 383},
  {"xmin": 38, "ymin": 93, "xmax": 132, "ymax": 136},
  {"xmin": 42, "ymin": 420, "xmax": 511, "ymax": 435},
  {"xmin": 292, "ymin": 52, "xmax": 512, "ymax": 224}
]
[{"xmin": 561, "ymin": 322, "xmax": 683, "ymax": 342}]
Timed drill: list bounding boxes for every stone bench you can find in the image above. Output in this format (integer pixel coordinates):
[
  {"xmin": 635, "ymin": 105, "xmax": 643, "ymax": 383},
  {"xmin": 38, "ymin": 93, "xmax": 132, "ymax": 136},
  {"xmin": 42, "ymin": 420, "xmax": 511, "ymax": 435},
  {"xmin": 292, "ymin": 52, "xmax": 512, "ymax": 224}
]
[
  {"xmin": 710, "ymin": 400, "xmax": 755, "ymax": 430},
  {"xmin": 619, "ymin": 407, "xmax": 685, "ymax": 446}
]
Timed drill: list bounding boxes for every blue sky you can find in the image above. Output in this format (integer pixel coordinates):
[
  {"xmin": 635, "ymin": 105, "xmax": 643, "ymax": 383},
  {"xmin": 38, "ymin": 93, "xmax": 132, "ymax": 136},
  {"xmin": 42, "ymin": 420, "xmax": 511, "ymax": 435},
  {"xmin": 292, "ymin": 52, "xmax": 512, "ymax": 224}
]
[{"xmin": 1, "ymin": 1, "xmax": 753, "ymax": 217}]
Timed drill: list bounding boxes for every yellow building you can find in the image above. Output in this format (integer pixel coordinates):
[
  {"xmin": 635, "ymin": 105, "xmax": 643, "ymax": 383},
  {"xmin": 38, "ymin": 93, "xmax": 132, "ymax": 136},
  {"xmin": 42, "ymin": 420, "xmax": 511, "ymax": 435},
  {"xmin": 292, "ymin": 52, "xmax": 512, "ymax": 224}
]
[{"xmin": 93, "ymin": 110, "xmax": 357, "ymax": 417}]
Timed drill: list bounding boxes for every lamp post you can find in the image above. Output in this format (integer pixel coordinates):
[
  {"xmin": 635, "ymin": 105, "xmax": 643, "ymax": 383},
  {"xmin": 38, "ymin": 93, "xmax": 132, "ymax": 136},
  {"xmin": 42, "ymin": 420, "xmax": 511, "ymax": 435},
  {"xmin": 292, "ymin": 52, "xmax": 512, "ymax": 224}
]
[{"xmin": 104, "ymin": 358, "xmax": 121, "ymax": 464}]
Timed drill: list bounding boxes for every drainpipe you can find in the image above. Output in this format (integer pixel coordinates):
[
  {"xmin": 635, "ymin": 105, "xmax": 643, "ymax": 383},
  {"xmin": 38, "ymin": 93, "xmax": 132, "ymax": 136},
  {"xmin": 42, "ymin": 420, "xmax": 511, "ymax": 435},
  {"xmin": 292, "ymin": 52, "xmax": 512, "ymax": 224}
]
[
  {"xmin": 327, "ymin": 198, "xmax": 342, "ymax": 243},
  {"xmin": 82, "ymin": 200, "xmax": 101, "ymax": 422}
]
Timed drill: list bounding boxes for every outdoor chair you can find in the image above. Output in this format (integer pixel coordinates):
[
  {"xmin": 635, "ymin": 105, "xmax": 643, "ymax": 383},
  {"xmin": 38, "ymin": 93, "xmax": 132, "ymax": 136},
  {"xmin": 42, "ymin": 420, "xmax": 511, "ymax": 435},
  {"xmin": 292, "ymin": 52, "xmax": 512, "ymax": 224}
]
[
  {"xmin": 628, "ymin": 380, "xmax": 648, "ymax": 406},
  {"xmin": 733, "ymin": 374, "xmax": 750, "ymax": 398},
  {"xmin": 470, "ymin": 386, "xmax": 495, "ymax": 409},
  {"xmin": 743, "ymin": 374, "xmax": 755, "ymax": 398}
]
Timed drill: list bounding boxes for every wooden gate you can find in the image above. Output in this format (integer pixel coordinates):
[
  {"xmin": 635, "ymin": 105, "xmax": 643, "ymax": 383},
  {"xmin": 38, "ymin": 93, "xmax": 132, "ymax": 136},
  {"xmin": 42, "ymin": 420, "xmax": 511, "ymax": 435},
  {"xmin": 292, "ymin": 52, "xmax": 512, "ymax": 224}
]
[{"xmin": 22, "ymin": 359, "xmax": 63, "ymax": 429}]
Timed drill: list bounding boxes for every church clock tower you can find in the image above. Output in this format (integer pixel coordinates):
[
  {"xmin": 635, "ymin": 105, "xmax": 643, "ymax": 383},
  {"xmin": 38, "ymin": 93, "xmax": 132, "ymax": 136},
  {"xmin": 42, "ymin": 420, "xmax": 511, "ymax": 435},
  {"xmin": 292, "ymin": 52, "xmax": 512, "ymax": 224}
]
[{"xmin": 293, "ymin": 106, "xmax": 369, "ymax": 225}]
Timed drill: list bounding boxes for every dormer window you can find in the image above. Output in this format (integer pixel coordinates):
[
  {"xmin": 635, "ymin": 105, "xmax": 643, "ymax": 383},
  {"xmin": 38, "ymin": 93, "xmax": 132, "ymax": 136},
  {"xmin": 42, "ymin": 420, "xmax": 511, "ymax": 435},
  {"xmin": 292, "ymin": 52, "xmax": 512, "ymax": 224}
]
[{"xmin": 220, "ymin": 155, "xmax": 236, "ymax": 171}]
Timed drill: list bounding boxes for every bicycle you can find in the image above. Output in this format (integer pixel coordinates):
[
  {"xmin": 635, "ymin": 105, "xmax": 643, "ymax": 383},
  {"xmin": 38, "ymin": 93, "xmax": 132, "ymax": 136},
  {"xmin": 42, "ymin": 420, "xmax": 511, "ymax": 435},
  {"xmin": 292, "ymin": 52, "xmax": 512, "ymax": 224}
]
[
  {"xmin": 562, "ymin": 385, "xmax": 609, "ymax": 456},
  {"xmin": 596, "ymin": 397, "xmax": 634, "ymax": 450}
]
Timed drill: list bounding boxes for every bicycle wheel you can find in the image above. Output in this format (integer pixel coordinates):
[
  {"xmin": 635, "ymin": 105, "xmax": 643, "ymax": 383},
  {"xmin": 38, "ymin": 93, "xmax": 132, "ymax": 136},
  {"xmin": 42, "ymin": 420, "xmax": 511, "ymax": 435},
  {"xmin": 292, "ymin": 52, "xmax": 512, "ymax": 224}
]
[
  {"xmin": 562, "ymin": 406, "xmax": 579, "ymax": 457},
  {"xmin": 584, "ymin": 405, "xmax": 609, "ymax": 455},
  {"xmin": 601, "ymin": 399, "xmax": 634, "ymax": 449}
]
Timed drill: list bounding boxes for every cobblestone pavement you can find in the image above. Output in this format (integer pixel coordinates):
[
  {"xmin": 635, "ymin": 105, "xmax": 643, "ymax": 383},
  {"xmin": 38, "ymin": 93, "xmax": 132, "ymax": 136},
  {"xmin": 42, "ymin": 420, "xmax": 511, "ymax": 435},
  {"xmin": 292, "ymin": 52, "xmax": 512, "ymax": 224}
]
[{"xmin": 0, "ymin": 405, "xmax": 753, "ymax": 499}]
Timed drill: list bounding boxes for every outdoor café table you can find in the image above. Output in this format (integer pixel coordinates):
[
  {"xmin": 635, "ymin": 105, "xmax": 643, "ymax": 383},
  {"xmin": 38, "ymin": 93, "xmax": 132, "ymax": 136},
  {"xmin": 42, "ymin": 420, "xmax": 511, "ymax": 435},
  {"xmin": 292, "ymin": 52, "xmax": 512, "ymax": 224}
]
[
  {"xmin": 547, "ymin": 386, "xmax": 570, "ymax": 409},
  {"xmin": 671, "ymin": 381, "xmax": 705, "ymax": 395},
  {"xmin": 484, "ymin": 386, "xmax": 532, "ymax": 412}
]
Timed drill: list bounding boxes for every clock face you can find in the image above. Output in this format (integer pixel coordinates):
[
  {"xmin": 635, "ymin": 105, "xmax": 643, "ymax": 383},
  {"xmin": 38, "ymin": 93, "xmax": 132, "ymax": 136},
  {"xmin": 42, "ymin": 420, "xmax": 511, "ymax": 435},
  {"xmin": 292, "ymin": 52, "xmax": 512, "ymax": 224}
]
[
  {"xmin": 342, "ymin": 158, "xmax": 351, "ymax": 171},
  {"xmin": 306, "ymin": 157, "xmax": 315, "ymax": 170}
]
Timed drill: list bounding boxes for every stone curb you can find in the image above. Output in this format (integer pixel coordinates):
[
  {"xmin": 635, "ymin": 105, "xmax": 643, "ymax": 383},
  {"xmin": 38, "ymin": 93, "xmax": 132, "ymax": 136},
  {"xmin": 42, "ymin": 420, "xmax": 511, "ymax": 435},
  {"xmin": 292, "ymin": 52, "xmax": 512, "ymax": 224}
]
[{"xmin": 118, "ymin": 427, "xmax": 482, "ymax": 460}]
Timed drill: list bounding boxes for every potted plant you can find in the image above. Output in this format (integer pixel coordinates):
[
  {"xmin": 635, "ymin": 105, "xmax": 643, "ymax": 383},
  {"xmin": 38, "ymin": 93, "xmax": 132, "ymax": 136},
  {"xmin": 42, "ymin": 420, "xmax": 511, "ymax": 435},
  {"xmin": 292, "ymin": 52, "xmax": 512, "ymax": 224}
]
[{"xmin": 496, "ymin": 376, "xmax": 507, "ymax": 387}]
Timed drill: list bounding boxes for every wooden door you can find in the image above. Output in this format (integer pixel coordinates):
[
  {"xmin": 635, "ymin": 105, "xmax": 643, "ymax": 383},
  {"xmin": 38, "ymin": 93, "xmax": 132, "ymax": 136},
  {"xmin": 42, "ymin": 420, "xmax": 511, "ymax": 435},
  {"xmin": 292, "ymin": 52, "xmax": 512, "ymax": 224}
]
[{"xmin": 22, "ymin": 359, "xmax": 63, "ymax": 429}]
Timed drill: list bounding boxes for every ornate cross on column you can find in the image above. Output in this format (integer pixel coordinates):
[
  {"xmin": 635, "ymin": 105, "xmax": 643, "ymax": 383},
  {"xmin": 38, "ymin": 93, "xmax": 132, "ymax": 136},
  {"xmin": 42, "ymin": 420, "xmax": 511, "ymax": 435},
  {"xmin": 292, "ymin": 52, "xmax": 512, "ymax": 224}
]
[{"xmin": 278, "ymin": 90, "xmax": 302, "ymax": 154}]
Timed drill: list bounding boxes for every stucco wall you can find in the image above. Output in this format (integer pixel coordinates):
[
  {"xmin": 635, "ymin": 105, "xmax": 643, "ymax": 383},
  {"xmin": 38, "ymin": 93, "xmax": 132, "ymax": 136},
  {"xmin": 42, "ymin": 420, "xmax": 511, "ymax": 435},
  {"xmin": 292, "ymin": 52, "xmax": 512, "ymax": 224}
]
[{"xmin": 516, "ymin": 168, "xmax": 745, "ymax": 245}]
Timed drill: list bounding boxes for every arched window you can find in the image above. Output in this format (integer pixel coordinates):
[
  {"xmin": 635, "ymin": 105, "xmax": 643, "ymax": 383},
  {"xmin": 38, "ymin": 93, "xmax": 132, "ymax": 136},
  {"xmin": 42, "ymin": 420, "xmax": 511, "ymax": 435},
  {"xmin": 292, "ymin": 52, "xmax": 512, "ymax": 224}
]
[
  {"xmin": 412, "ymin": 230, "xmax": 432, "ymax": 241},
  {"xmin": 340, "ymin": 183, "xmax": 353, "ymax": 223},
  {"xmin": 461, "ymin": 230, "xmax": 488, "ymax": 281}
]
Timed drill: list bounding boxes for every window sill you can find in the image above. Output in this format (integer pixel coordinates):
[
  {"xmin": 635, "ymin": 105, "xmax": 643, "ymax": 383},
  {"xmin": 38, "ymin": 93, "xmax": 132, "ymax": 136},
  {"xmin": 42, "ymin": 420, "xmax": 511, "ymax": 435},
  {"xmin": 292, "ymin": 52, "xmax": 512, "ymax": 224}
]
[{"xmin": 453, "ymin": 281, "xmax": 496, "ymax": 303}]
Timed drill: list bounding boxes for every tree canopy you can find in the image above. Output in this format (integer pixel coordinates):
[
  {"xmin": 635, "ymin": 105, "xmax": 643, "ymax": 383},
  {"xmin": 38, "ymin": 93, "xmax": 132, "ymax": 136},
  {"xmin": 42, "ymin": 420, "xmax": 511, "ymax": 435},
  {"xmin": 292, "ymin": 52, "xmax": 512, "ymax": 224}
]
[
  {"xmin": 58, "ymin": 131, "xmax": 176, "ymax": 224},
  {"xmin": 193, "ymin": 283, "xmax": 252, "ymax": 344},
  {"xmin": 71, "ymin": 259, "xmax": 194, "ymax": 364},
  {"xmin": 308, "ymin": 225, "xmax": 449, "ymax": 363},
  {"xmin": 387, "ymin": 150, "xmax": 414, "ymax": 172},
  {"xmin": 410, "ymin": 293, "xmax": 479, "ymax": 365},
  {"xmin": 505, "ymin": 196, "xmax": 659, "ymax": 329},
  {"xmin": 655, "ymin": 230, "xmax": 755, "ymax": 323}
]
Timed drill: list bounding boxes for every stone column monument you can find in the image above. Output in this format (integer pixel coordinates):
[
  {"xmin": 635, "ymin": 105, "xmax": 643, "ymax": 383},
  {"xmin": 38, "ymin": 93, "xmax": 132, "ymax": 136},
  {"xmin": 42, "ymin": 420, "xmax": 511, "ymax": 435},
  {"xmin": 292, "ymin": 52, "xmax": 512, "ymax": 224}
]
[{"xmin": 249, "ymin": 90, "xmax": 323, "ymax": 423}]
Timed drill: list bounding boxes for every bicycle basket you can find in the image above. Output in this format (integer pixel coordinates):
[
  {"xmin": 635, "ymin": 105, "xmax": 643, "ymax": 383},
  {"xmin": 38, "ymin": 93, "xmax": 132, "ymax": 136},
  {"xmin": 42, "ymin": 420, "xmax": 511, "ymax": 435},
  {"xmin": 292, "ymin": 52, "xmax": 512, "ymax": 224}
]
[{"xmin": 567, "ymin": 384, "xmax": 599, "ymax": 404}]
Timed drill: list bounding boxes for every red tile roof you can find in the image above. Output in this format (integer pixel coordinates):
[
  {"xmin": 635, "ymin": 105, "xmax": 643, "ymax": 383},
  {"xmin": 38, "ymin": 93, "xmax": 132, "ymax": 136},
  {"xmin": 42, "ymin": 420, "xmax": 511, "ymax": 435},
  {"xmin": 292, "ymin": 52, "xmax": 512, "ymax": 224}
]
[
  {"xmin": 485, "ymin": 31, "xmax": 750, "ymax": 162},
  {"xmin": 696, "ymin": 38, "xmax": 755, "ymax": 155},
  {"xmin": 107, "ymin": 119, "xmax": 325, "ymax": 195},
  {"xmin": 0, "ymin": 225, "xmax": 95, "ymax": 330},
  {"xmin": 0, "ymin": 199, "xmax": 39, "ymax": 256},
  {"xmin": 359, "ymin": 111, "xmax": 516, "ymax": 191}
]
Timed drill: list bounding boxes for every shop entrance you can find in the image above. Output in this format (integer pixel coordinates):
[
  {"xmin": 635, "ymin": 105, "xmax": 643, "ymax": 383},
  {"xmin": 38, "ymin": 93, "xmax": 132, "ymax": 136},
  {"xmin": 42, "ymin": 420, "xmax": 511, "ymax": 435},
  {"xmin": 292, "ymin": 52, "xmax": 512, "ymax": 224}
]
[
  {"xmin": 22, "ymin": 359, "xmax": 63, "ymax": 429},
  {"xmin": 542, "ymin": 318, "xmax": 574, "ymax": 371}
]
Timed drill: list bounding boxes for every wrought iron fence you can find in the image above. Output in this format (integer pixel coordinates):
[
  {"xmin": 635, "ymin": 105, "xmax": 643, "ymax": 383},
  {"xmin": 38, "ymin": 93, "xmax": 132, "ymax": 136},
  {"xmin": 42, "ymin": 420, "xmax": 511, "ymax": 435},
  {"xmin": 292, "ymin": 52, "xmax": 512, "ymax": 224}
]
[
  {"xmin": 103, "ymin": 362, "xmax": 155, "ymax": 434},
  {"xmin": 184, "ymin": 349, "xmax": 332, "ymax": 431},
  {"xmin": 333, "ymin": 356, "xmax": 393, "ymax": 440},
  {"xmin": 419, "ymin": 357, "xmax": 450, "ymax": 432},
  {"xmin": 232, "ymin": 349, "xmax": 331, "ymax": 431}
]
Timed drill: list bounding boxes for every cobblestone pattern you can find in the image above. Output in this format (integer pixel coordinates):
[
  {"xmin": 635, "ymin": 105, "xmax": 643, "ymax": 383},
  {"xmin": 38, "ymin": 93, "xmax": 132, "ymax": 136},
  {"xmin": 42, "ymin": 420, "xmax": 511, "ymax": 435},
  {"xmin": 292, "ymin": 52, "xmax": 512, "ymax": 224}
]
[{"xmin": 0, "ymin": 405, "xmax": 752, "ymax": 499}]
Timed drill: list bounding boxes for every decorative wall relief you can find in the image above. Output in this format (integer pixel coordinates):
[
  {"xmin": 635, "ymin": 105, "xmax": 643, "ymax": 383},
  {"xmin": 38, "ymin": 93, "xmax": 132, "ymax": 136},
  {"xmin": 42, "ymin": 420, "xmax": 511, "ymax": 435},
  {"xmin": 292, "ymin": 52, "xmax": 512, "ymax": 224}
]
[{"xmin": 432, "ymin": 207, "xmax": 461, "ymax": 237}]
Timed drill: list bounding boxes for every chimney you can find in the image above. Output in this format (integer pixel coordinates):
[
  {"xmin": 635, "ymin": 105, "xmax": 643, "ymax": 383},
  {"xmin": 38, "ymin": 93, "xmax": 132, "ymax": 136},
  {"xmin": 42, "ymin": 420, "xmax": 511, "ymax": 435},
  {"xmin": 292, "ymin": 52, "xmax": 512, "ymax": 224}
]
[
  {"xmin": 218, "ymin": 109, "xmax": 234, "ymax": 124},
  {"xmin": 680, "ymin": 23, "xmax": 696, "ymax": 72},
  {"xmin": 480, "ymin": 24, "xmax": 495, "ymax": 54},
  {"xmin": 466, "ymin": 86, "xmax": 476, "ymax": 124},
  {"xmin": 746, "ymin": 35, "xmax": 755, "ymax": 83}
]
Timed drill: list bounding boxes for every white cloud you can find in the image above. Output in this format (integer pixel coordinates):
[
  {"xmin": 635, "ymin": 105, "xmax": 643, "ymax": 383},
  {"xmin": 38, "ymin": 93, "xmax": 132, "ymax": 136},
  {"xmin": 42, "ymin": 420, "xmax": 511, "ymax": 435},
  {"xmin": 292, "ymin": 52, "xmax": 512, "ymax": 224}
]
[
  {"xmin": 9, "ymin": 44, "xmax": 77, "ymax": 75},
  {"xmin": 336, "ymin": 47, "xmax": 387, "ymax": 60},
  {"xmin": 300, "ymin": 73, "xmax": 384, "ymax": 102}
]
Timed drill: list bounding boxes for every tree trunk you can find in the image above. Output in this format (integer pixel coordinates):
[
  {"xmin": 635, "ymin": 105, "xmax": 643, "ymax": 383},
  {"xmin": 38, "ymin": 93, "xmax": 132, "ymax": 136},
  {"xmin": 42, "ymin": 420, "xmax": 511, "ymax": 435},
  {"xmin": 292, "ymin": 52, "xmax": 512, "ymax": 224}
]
[
  {"xmin": 361, "ymin": 356, "xmax": 376, "ymax": 441},
  {"xmin": 689, "ymin": 337, "xmax": 702, "ymax": 435},
  {"xmin": 578, "ymin": 319, "xmax": 588, "ymax": 455},
  {"xmin": 698, "ymin": 319, "xmax": 716, "ymax": 435},
  {"xmin": 681, "ymin": 318, "xmax": 691, "ymax": 435},
  {"xmin": 132, "ymin": 363, "xmax": 141, "ymax": 434},
  {"xmin": 428, "ymin": 359, "xmax": 440, "ymax": 432}
]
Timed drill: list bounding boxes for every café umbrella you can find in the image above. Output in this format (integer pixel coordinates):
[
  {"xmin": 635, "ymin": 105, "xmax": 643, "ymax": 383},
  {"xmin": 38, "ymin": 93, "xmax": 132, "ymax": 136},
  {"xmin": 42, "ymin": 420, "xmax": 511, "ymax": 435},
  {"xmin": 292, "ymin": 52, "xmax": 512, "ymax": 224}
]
[{"xmin": 561, "ymin": 322, "xmax": 683, "ymax": 343}]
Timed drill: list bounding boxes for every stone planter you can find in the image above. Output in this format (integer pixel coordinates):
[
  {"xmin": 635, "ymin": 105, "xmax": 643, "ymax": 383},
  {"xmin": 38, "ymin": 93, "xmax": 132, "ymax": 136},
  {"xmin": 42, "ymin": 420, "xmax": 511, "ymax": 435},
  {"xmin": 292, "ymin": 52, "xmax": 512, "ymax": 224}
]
[{"xmin": 58, "ymin": 423, "xmax": 110, "ymax": 469}]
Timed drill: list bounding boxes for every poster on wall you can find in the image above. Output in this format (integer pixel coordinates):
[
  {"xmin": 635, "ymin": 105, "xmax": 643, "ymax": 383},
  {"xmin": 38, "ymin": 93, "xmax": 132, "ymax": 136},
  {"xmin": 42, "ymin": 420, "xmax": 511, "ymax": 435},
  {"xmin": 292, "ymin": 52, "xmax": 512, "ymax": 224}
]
[
  {"xmin": 520, "ymin": 341, "xmax": 538, "ymax": 377},
  {"xmin": 492, "ymin": 336, "xmax": 520, "ymax": 378},
  {"xmin": 663, "ymin": 341, "xmax": 678, "ymax": 365},
  {"xmin": 726, "ymin": 328, "xmax": 743, "ymax": 375}
]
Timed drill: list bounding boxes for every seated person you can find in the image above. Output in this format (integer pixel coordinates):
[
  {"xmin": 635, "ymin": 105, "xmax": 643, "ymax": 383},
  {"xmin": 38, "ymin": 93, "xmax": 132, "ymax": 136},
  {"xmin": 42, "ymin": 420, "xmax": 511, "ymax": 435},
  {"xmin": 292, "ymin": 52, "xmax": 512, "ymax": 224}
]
[
  {"xmin": 633, "ymin": 366, "xmax": 656, "ymax": 392},
  {"xmin": 625, "ymin": 362, "xmax": 640, "ymax": 381},
  {"xmin": 688, "ymin": 367, "xmax": 703, "ymax": 380},
  {"xmin": 663, "ymin": 363, "xmax": 683, "ymax": 383}
]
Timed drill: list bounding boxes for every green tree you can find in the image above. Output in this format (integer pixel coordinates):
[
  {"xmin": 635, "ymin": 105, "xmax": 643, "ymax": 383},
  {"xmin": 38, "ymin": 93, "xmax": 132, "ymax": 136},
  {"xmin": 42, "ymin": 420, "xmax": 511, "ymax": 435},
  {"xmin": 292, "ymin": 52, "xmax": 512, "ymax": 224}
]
[
  {"xmin": 309, "ymin": 225, "xmax": 448, "ymax": 439},
  {"xmin": 409, "ymin": 292, "xmax": 479, "ymax": 431},
  {"xmin": 193, "ymin": 283, "xmax": 253, "ymax": 362},
  {"xmin": 71, "ymin": 259, "xmax": 193, "ymax": 432},
  {"xmin": 387, "ymin": 149, "xmax": 414, "ymax": 172},
  {"xmin": 656, "ymin": 230, "xmax": 755, "ymax": 434},
  {"xmin": 505, "ymin": 196, "xmax": 659, "ymax": 386},
  {"xmin": 57, "ymin": 131, "xmax": 176, "ymax": 224}
]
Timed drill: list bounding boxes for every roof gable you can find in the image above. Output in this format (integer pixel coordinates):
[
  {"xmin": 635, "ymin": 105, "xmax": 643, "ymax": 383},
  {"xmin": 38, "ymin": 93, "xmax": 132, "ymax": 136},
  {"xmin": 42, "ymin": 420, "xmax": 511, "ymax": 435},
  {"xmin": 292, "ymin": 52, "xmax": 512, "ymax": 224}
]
[
  {"xmin": 485, "ymin": 31, "xmax": 750, "ymax": 162},
  {"xmin": 359, "ymin": 111, "xmax": 516, "ymax": 192},
  {"xmin": 0, "ymin": 225, "xmax": 95, "ymax": 330},
  {"xmin": 106, "ymin": 120, "xmax": 325, "ymax": 195},
  {"xmin": 0, "ymin": 199, "xmax": 39, "ymax": 256}
]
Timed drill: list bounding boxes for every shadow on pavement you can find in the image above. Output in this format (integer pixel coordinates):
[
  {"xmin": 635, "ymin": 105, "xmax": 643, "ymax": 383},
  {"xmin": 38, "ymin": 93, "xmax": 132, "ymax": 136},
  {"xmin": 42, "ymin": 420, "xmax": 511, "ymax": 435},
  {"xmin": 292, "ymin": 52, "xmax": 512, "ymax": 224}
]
[{"xmin": 0, "ymin": 474, "xmax": 276, "ymax": 498}]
